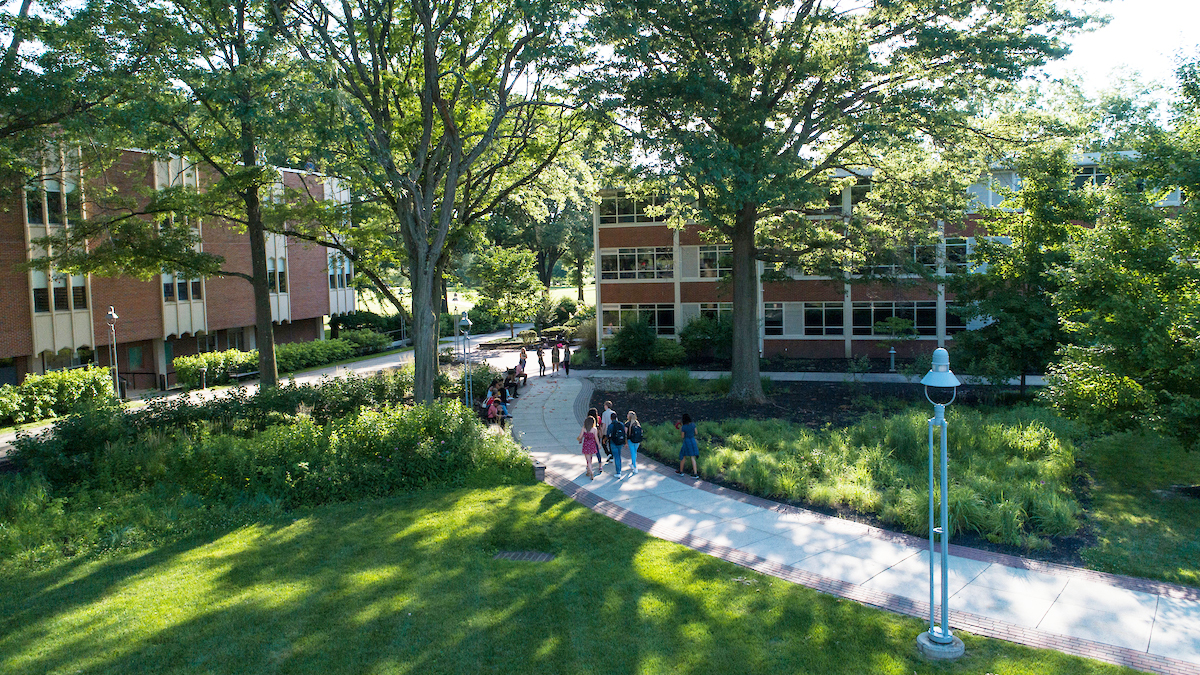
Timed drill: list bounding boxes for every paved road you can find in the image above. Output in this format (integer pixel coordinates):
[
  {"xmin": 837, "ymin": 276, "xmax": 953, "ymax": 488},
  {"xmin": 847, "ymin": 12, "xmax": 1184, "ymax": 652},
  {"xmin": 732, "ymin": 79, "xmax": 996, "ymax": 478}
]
[{"xmin": 511, "ymin": 375, "xmax": 1200, "ymax": 675}]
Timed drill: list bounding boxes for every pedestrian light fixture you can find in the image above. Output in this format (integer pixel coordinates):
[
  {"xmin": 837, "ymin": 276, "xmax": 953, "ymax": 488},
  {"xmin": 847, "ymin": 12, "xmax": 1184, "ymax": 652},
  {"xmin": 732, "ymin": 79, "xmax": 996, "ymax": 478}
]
[
  {"xmin": 460, "ymin": 312, "xmax": 472, "ymax": 406},
  {"xmin": 106, "ymin": 306, "xmax": 120, "ymax": 397},
  {"xmin": 917, "ymin": 347, "xmax": 965, "ymax": 659}
]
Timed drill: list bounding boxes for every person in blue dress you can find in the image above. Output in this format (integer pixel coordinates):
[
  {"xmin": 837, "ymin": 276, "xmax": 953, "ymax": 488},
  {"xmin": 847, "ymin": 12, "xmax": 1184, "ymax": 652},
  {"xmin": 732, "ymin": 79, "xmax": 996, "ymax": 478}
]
[{"xmin": 676, "ymin": 413, "xmax": 699, "ymax": 477}]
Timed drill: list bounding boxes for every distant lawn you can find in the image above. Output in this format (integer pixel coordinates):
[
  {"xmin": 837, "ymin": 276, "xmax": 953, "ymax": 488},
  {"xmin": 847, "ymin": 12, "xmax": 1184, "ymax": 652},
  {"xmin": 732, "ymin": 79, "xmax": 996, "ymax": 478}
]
[
  {"xmin": 0, "ymin": 485, "xmax": 1136, "ymax": 675},
  {"xmin": 1080, "ymin": 431, "xmax": 1200, "ymax": 588}
]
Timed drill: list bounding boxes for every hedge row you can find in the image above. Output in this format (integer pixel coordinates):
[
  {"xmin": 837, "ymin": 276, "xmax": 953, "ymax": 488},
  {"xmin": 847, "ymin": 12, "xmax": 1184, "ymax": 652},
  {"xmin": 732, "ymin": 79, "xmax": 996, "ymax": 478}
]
[
  {"xmin": 0, "ymin": 365, "xmax": 114, "ymax": 426},
  {"xmin": 173, "ymin": 330, "xmax": 391, "ymax": 387}
]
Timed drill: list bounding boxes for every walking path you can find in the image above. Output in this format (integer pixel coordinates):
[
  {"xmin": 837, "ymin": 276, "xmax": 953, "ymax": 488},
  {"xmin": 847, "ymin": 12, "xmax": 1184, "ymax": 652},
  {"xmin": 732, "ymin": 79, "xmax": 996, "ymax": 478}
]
[{"xmin": 510, "ymin": 374, "xmax": 1200, "ymax": 675}]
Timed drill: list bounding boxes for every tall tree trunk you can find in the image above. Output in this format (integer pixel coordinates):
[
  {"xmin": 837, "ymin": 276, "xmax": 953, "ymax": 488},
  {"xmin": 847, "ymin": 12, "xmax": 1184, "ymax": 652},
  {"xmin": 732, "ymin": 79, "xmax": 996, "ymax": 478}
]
[
  {"xmin": 440, "ymin": 274, "xmax": 449, "ymax": 314},
  {"xmin": 410, "ymin": 259, "xmax": 439, "ymax": 404},
  {"xmin": 575, "ymin": 256, "xmax": 584, "ymax": 302},
  {"xmin": 241, "ymin": 122, "xmax": 278, "ymax": 388},
  {"xmin": 729, "ymin": 203, "xmax": 764, "ymax": 404}
]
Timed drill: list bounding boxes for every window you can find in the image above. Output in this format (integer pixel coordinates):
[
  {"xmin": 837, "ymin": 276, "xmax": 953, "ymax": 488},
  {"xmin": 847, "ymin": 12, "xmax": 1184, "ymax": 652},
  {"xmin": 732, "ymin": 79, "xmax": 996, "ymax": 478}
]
[
  {"xmin": 71, "ymin": 275, "xmax": 87, "ymax": 309},
  {"xmin": 329, "ymin": 257, "xmax": 338, "ymax": 289},
  {"xmin": 946, "ymin": 307, "xmax": 967, "ymax": 334},
  {"xmin": 227, "ymin": 329, "xmax": 243, "ymax": 351},
  {"xmin": 66, "ymin": 189, "xmax": 81, "ymax": 224},
  {"xmin": 267, "ymin": 258, "xmax": 277, "ymax": 293},
  {"xmin": 699, "ymin": 245, "xmax": 732, "ymax": 278},
  {"xmin": 601, "ymin": 303, "xmax": 676, "ymax": 336},
  {"xmin": 338, "ymin": 259, "xmax": 346, "ymax": 288},
  {"xmin": 52, "ymin": 275, "xmax": 69, "ymax": 311},
  {"xmin": 699, "ymin": 302, "xmax": 733, "ymax": 321},
  {"xmin": 804, "ymin": 302, "xmax": 844, "ymax": 335},
  {"xmin": 164, "ymin": 341, "xmax": 173, "ymax": 365},
  {"xmin": 191, "ymin": 280, "xmax": 203, "ymax": 300},
  {"xmin": 600, "ymin": 247, "xmax": 674, "ymax": 279},
  {"xmin": 198, "ymin": 334, "xmax": 217, "ymax": 353},
  {"xmin": 597, "ymin": 194, "xmax": 668, "ymax": 224},
  {"xmin": 1073, "ymin": 165, "xmax": 1109, "ymax": 189},
  {"xmin": 45, "ymin": 186, "xmax": 63, "ymax": 225},
  {"xmin": 848, "ymin": 301, "xmax": 940, "ymax": 336},
  {"xmin": 764, "ymin": 303, "xmax": 783, "ymax": 335},
  {"xmin": 128, "ymin": 346, "xmax": 143, "ymax": 369},
  {"xmin": 277, "ymin": 259, "xmax": 287, "ymax": 293},
  {"xmin": 162, "ymin": 272, "xmax": 175, "ymax": 301},
  {"xmin": 33, "ymin": 289, "xmax": 50, "ymax": 313},
  {"xmin": 25, "ymin": 188, "xmax": 43, "ymax": 224},
  {"xmin": 177, "ymin": 279, "xmax": 189, "ymax": 301},
  {"xmin": 945, "ymin": 238, "xmax": 968, "ymax": 272}
]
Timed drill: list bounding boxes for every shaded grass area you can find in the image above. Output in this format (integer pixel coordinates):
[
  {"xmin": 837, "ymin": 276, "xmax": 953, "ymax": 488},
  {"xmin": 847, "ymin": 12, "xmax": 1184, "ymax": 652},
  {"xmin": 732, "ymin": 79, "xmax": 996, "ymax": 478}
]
[
  {"xmin": 0, "ymin": 485, "xmax": 1137, "ymax": 675},
  {"xmin": 638, "ymin": 407, "xmax": 1082, "ymax": 550},
  {"xmin": 1080, "ymin": 431, "xmax": 1200, "ymax": 588}
]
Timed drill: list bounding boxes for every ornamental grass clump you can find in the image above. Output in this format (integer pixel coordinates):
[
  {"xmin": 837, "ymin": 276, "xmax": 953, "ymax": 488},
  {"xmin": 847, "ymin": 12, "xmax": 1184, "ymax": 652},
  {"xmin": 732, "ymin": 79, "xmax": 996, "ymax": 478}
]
[{"xmin": 640, "ymin": 406, "xmax": 1081, "ymax": 548}]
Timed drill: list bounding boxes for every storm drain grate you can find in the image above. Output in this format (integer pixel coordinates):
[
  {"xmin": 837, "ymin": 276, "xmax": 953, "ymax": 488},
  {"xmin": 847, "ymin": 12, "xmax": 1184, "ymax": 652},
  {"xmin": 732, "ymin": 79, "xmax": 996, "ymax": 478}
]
[{"xmin": 493, "ymin": 551, "xmax": 555, "ymax": 562}]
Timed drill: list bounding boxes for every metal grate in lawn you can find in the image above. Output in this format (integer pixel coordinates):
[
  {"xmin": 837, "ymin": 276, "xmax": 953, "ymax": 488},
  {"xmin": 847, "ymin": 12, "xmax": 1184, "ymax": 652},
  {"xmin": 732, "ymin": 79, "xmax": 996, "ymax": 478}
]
[{"xmin": 493, "ymin": 551, "xmax": 555, "ymax": 562}]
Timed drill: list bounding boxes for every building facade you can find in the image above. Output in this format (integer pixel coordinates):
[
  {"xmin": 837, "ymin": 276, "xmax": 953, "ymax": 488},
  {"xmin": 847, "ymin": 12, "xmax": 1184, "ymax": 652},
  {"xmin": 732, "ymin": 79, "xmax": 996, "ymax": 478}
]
[{"xmin": 0, "ymin": 149, "xmax": 356, "ymax": 389}]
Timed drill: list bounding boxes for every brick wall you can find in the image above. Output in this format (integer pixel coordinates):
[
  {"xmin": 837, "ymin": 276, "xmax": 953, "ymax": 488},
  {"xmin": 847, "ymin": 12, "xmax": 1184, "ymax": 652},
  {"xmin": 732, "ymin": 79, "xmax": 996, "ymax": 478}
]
[
  {"xmin": 598, "ymin": 225, "xmax": 674, "ymax": 248},
  {"xmin": 281, "ymin": 171, "xmax": 331, "ymax": 321},
  {"xmin": 203, "ymin": 218, "xmax": 256, "ymax": 331},
  {"xmin": 680, "ymin": 281, "xmax": 733, "ymax": 303},
  {"xmin": 600, "ymin": 282, "xmax": 674, "ymax": 304},
  {"xmin": 0, "ymin": 177, "xmax": 32, "ymax": 359},
  {"xmin": 274, "ymin": 317, "xmax": 321, "ymax": 344}
]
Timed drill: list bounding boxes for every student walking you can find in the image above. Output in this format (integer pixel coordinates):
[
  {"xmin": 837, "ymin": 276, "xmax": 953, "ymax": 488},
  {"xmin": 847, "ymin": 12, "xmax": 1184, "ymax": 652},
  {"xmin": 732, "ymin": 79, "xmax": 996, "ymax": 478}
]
[
  {"xmin": 551, "ymin": 342, "xmax": 561, "ymax": 374},
  {"xmin": 537, "ymin": 343, "xmax": 546, "ymax": 376},
  {"xmin": 625, "ymin": 411, "xmax": 642, "ymax": 476},
  {"xmin": 600, "ymin": 401, "xmax": 616, "ymax": 462},
  {"xmin": 676, "ymin": 413, "xmax": 699, "ymax": 477},
  {"xmin": 562, "ymin": 345, "xmax": 571, "ymax": 376},
  {"xmin": 606, "ymin": 411, "xmax": 627, "ymax": 479},
  {"xmin": 578, "ymin": 416, "xmax": 601, "ymax": 480}
]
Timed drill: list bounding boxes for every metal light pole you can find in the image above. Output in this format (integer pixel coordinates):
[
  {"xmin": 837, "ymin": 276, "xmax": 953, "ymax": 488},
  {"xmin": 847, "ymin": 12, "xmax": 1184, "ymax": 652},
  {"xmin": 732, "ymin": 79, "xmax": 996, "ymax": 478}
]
[
  {"xmin": 460, "ymin": 312, "xmax": 473, "ymax": 406},
  {"xmin": 917, "ymin": 347, "xmax": 964, "ymax": 659},
  {"xmin": 106, "ymin": 306, "xmax": 120, "ymax": 398}
]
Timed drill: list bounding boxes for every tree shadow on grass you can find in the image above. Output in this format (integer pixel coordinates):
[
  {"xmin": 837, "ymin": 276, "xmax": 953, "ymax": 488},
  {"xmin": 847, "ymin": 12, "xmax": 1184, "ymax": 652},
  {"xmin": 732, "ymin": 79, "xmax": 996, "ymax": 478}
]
[{"xmin": 0, "ymin": 486, "xmax": 1138, "ymax": 675}]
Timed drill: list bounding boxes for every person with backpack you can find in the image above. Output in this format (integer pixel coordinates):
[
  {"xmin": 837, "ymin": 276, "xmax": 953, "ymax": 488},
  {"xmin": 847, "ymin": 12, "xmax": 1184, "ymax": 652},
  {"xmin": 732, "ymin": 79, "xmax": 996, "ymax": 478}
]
[
  {"xmin": 625, "ymin": 411, "xmax": 642, "ymax": 476},
  {"xmin": 600, "ymin": 401, "xmax": 616, "ymax": 462},
  {"xmin": 606, "ymin": 411, "xmax": 627, "ymax": 479}
]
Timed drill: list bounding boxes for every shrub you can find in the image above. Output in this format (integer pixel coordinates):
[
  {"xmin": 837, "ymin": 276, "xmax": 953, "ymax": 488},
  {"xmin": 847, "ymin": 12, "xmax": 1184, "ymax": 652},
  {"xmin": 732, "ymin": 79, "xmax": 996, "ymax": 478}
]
[
  {"xmin": 679, "ymin": 316, "xmax": 733, "ymax": 362},
  {"xmin": 570, "ymin": 348, "xmax": 592, "ymax": 365},
  {"xmin": 174, "ymin": 349, "xmax": 258, "ymax": 387},
  {"xmin": 0, "ymin": 365, "xmax": 115, "ymax": 425},
  {"xmin": 576, "ymin": 317, "xmax": 597, "ymax": 351},
  {"xmin": 553, "ymin": 297, "xmax": 578, "ymax": 325},
  {"xmin": 275, "ymin": 339, "xmax": 356, "ymax": 373},
  {"xmin": 652, "ymin": 339, "xmax": 686, "ymax": 366},
  {"xmin": 610, "ymin": 320, "xmax": 658, "ymax": 365},
  {"xmin": 565, "ymin": 303, "xmax": 594, "ymax": 327},
  {"xmin": 468, "ymin": 297, "xmax": 503, "ymax": 334},
  {"xmin": 340, "ymin": 329, "xmax": 392, "ymax": 354},
  {"xmin": 626, "ymin": 377, "xmax": 643, "ymax": 392},
  {"xmin": 533, "ymin": 295, "xmax": 556, "ymax": 331},
  {"xmin": 517, "ymin": 329, "xmax": 538, "ymax": 345},
  {"xmin": 1042, "ymin": 352, "xmax": 1156, "ymax": 432}
]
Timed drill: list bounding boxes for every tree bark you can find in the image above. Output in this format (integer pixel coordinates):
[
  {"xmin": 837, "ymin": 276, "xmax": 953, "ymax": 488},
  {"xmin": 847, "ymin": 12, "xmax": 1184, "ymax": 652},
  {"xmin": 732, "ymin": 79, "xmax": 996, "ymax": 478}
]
[
  {"xmin": 410, "ymin": 260, "xmax": 439, "ymax": 404},
  {"xmin": 575, "ymin": 257, "xmax": 585, "ymax": 302},
  {"xmin": 730, "ymin": 202, "xmax": 765, "ymax": 404},
  {"xmin": 241, "ymin": 122, "xmax": 278, "ymax": 388}
]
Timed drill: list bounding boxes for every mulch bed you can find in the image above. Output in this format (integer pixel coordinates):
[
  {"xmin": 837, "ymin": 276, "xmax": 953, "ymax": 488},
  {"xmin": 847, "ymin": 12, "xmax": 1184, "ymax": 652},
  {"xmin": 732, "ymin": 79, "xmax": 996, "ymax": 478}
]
[{"xmin": 590, "ymin": 380, "xmax": 1096, "ymax": 568}]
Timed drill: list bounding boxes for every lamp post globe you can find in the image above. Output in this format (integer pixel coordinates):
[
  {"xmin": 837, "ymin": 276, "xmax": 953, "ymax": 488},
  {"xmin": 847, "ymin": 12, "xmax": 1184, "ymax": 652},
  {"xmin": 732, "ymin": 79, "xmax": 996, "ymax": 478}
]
[{"xmin": 917, "ymin": 347, "xmax": 965, "ymax": 659}]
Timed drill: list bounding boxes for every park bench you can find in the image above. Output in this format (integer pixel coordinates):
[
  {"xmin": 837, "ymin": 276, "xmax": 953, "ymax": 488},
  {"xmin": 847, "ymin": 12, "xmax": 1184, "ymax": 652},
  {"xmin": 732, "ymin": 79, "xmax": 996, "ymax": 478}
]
[{"xmin": 230, "ymin": 371, "xmax": 260, "ymax": 383}]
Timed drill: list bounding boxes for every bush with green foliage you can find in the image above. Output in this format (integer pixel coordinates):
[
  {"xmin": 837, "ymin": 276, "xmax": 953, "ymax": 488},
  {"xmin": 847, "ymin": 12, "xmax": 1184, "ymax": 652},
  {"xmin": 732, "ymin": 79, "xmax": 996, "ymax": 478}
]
[
  {"xmin": 553, "ymin": 297, "xmax": 578, "ymax": 325},
  {"xmin": 173, "ymin": 349, "xmax": 259, "ymax": 387},
  {"xmin": 610, "ymin": 320, "xmax": 658, "ymax": 365},
  {"xmin": 564, "ymin": 303, "xmax": 594, "ymax": 327},
  {"xmin": 2, "ymin": 397, "xmax": 530, "ymax": 568},
  {"xmin": 651, "ymin": 339, "xmax": 686, "ymax": 366},
  {"xmin": 678, "ymin": 316, "xmax": 733, "ymax": 362},
  {"xmin": 339, "ymin": 329, "xmax": 392, "ymax": 354},
  {"xmin": 637, "ymin": 407, "xmax": 1081, "ymax": 548},
  {"xmin": 517, "ymin": 329, "xmax": 537, "ymax": 345},
  {"xmin": 576, "ymin": 317, "xmax": 597, "ymax": 351},
  {"xmin": 274, "ymin": 339, "xmax": 356, "ymax": 373},
  {"xmin": 331, "ymin": 310, "xmax": 405, "ymax": 337},
  {"xmin": 467, "ymin": 297, "xmax": 504, "ymax": 334},
  {"xmin": 570, "ymin": 348, "xmax": 591, "ymax": 365},
  {"xmin": 0, "ymin": 365, "xmax": 115, "ymax": 425}
]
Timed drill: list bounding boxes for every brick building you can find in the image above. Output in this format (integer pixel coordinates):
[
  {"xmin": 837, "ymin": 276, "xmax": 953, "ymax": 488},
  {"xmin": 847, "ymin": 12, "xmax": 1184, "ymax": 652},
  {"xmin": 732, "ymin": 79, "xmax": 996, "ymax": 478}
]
[
  {"xmin": 0, "ymin": 149, "xmax": 357, "ymax": 389},
  {"xmin": 592, "ymin": 156, "xmax": 1165, "ymax": 361}
]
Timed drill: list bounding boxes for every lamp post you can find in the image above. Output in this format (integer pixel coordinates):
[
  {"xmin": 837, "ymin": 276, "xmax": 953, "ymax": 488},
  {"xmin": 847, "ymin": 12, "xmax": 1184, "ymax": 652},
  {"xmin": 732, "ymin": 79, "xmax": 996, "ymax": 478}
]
[
  {"xmin": 460, "ymin": 312, "xmax": 473, "ymax": 406},
  {"xmin": 917, "ymin": 347, "xmax": 964, "ymax": 659},
  {"xmin": 106, "ymin": 306, "xmax": 120, "ymax": 398}
]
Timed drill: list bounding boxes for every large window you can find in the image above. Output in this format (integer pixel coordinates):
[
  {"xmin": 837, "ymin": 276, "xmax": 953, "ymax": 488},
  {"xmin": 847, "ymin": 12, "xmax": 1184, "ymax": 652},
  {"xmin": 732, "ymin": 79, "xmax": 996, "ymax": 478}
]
[
  {"xmin": 598, "ymin": 194, "xmax": 669, "ymax": 224},
  {"xmin": 267, "ymin": 258, "xmax": 277, "ymax": 293},
  {"xmin": 600, "ymin": 247, "xmax": 674, "ymax": 280},
  {"xmin": 699, "ymin": 245, "xmax": 732, "ymax": 278},
  {"xmin": 277, "ymin": 258, "xmax": 288, "ymax": 293},
  {"xmin": 699, "ymin": 302, "xmax": 733, "ymax": 321},
  {"xmin": 52, "ymin": 274, "xmax": 69, "ymax": 311},
  {"xmin": 804, "ymin": 302, "xmax": 844, "ymax": 335},
  {"xmin": 163, "ymin": 272, "xmax": 175, "ymax": 301},
  {"xmin": 867, "ymin": 238, "xmax": 969, "ymax": 275},
  {"xmin": 71, "ymin": 275, "xmax": 86, "ymax": 309},
  {"xmin": 764, "ymin": 303, "xmax": 783, "ymax": 335},
  {"xmin": 850, "ymin": 301, "xmax": 939, "ymax": 336},
  {"xmin": 1073, "ymin": 165, "xmax": 1109, "ymax": 189},
  {"xmin": 602, "ymin": 303, "xmax": 676, "ymax": 336}
]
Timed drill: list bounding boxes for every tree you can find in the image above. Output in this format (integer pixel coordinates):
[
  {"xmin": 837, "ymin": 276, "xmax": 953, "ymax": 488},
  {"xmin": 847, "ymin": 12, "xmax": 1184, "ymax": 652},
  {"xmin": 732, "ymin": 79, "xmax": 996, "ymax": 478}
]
[
  {"xmin": 30, "ymin": 0, "xmax": 307, "ymax": 388},
  {"xmin": 591, "ymin": 0, "xmax": 1092, "ymax": 403},
  {"xmin": 275, "ymin": 0, "xmax": 586, "ymax": 403},
  {"xmin": 472, "ymin": 247, "xmax": 540, "ymax": 338},
  {"xmin": 1046, "ymin": 61, "xmax": 1200, "ymax": 443},
  {"xmin": 948, "ymin": 146, "xmax": 1094, "ymax": 393}
]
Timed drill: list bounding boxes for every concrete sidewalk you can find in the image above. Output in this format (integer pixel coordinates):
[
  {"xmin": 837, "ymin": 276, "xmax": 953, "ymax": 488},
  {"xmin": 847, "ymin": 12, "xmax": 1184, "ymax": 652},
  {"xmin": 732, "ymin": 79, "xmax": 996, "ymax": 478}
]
[
  {"xmin": 572, "ymin": 368, "xmax": 1047, "ymax": 386},
  {"xmin": 510, "ymin": 375, "xmax": 1200, "ymax": 675}
]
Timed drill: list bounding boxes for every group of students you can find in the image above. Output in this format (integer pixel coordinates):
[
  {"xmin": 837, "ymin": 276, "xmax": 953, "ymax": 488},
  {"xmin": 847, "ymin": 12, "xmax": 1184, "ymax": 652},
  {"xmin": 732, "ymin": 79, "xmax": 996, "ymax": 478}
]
[
  {"xmin": 577, "ymin": 402, "xmax": 700, "ymax": 480},
  {"xmin": 533, "ymin": 341, "xmax": 571, "ymax": 377},
  {"xmin": 482, "ymin": 341, "xmax": 570, "ymax": 427}
]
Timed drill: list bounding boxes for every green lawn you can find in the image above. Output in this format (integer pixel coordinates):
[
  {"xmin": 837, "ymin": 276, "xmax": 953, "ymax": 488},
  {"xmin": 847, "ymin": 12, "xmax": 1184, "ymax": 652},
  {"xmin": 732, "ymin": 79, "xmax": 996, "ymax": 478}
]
[
  {"xmin": 0, "ymin": 485, "xmax": 1136, "ymax": 675},
  {"xmin": 1080, "ymin": 431, "xmax": 1200, "ymax": 587}
]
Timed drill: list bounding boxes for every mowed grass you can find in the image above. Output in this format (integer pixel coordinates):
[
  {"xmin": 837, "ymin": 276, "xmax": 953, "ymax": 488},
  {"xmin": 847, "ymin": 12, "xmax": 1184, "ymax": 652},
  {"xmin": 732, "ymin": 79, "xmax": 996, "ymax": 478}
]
[
  {"xmin": 1080, "ymin": 431, "xmax": 1200, "ymax": 587},
  {"xmin": 0, "ymin": 485, "xmax": 1136, "ymax": 675}
]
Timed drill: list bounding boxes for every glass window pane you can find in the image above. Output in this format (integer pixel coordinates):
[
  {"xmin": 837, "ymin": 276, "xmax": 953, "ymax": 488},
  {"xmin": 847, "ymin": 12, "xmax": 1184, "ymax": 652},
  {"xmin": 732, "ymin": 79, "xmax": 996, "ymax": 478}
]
[
  {"xmin": 853, "ymin": 307, "xmax": 872, "ymax": 335},
  {"xmin": 177, "ymin": 281, "xmax": 189, "ymax": 301},
  {"xmin": 637, "ymin": 250, "xmax": 654, "ymax": 278},
  {"xmin": 599, "ymin": 197, "xmax": 617, "ymax": 223},
  {"xmin": 33, "ymin": 288, "xmax": 50, "ymax": 313},
  {"xmin": 825, "ymin": 306, "xmax": 843, "ymax": 335},
  {"xmin": 72, "ymin": 285, "xmax": 87, "ymax": 310},
  {"xmin": 25, "ymin": 189, "xmax": 43, "ymax": 224},
  {"xmin": 657, "ymin": 308, "xmax": 675, "ymax": 334},
  {"xmin": 617, "ymin": 198, "xmax": 635, "ymax": 222},
  {"xmin": 53, "ymin": 286, "xmax": 69, "ymax": 311},
  {"xmin": 46, "ymin": 190, "xmax": 63, "ymax": 225},
  {"xmin": 191, "ymin": 280, "xmax": 203, "ymax": 300},
  {"xmin": 277, "ymin": 270, "xmax": 287, "ymax": 293}
]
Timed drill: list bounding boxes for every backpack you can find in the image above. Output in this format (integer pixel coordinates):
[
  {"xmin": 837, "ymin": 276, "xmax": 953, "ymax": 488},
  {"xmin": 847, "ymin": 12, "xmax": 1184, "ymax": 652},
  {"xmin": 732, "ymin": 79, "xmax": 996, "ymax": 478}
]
[
  {"xmin": 608, "ymin": 420, "xmax": 626, "ymax": 445},
  {"xmin": 628, "ymin": 422, "xmax": 643, "ymax": 444}
]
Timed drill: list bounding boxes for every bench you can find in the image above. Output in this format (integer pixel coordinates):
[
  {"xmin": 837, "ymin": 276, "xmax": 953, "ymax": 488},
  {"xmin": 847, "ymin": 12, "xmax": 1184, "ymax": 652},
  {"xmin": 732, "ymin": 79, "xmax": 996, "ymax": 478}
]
[{"xmin": 230, "ymin": 371, "xmax": 260, "ymax": 383}]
